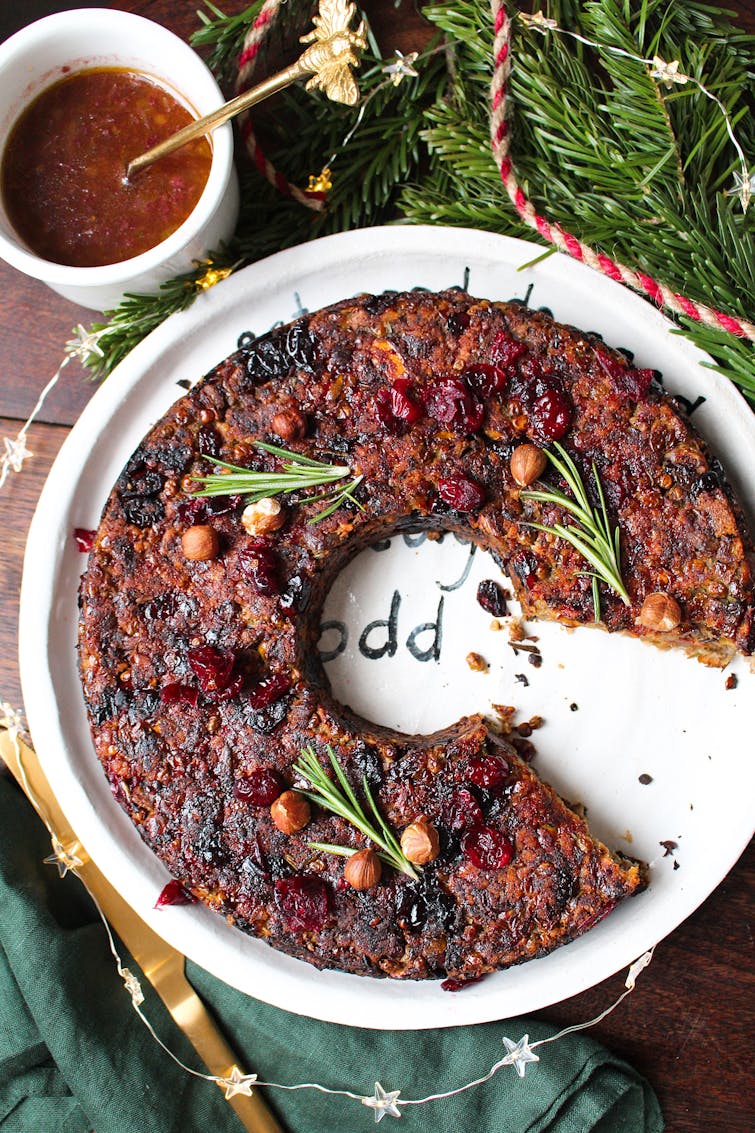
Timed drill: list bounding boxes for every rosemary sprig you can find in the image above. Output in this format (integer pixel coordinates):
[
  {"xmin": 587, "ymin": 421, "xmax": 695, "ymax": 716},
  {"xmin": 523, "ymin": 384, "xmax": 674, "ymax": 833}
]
[
  {"xmin": 189, "ymin": 440, "xmax": 364, "ymax": 524},
  {"xmin": 293, "ymin": 745, "xmax": 419, "ymax": 880},
  {"xmin": 520, "ymin": 442, "xmax": 630, "ymax": 622}
]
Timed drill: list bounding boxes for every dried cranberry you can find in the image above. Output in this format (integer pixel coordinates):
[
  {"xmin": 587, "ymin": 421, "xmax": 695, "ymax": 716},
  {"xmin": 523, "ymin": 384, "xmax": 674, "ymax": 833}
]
[
  {"xmin": 197, "ymin": 424, "xmax": 221, "ymax": 458},
  {"xmin": 175, "ymin": 498, "xmax": 206, "ymax": 525},
  {"xmin": 462, "ymin": 825, "xmax": 514, "ymax": 870},
  {"xmin": 274, "ymin": 876, "xmax": 330, "ymax": 932},
  {"xmin": 188, "ymin": 644, "xmax": 236, "ymax": 695},
  {"xmin": 237, "ymin": 540, "xmax": 282, "ymax": 596},
  {"xmin": 374, "ymin": 388, "xmax": 401, "ymax": 433},
  {"xmin": 463, "ymin": 363, "xmax": 507, "ymax": 398},
  {"xmin": 467, "ymin": 753, "xmax": 510, "ymax": 792},
  {"xmin": 444, "ymin": 787, "xmax": 484, "ymax": 832},
  {"xmin": 389, "ymin": 378, "xmax": 424, "ymax": 423},
  {"xmin": 530, "ymin": 387, "xmax": 572, "ymax": 441},
  {"xmin": 594, "ymin": 348, "xmax": 654, "ymax": 401},
  {"xmin": 476, "ymin": 579, "xmax": 507, "ymax": 617},
  {"xmin": 447, "ymin": 310, "xmax": 470, "ymax": 335},
  {"xmin": 203, "ymin": 494, "xmax": 243, "ymax": 517},
  {"xmin": 490, "ymin": 331, "xmax": 527, "ymax": 370},
  {"xmin": 160, "ymin": 682, "xmax": 199, "ymax": 707},
  {"xmin": 441, "ymin": 975, "xmax": 485, "ymax": 992},
  {"xmin": 426, "ymin": 377, "xmax": 484, "ymax": 433},
  {"xmin": 154, "ymin": 879, "xmax": 196, "ymax": 908},
  {"xmin": 437, "ymin": 475, "xmax": 486, "ymax": 512},
  {"xmin": 141, "ymin": 592, "xmax": 181, "ymax": 622},
  {"xmin": 577, "ymin": 902, "xmax": 615, "ymax": 933},
  {"xmin": 73, "ymin": 527, "xmax": 95, "ymax": 552},
  {"xmin": 374, "ymin": 380, "xmax": 424, "ymax": 433},
  {"xmin": 212, "ymin": 671, "xmax": 245, "ymax": 701},
  {"xmin": 248, "ymin": 673, "xmax": 292, "ymax": 709},
  {"xmin": 234, "ymin": 767, "xmax": 284, "ymax": 806}
]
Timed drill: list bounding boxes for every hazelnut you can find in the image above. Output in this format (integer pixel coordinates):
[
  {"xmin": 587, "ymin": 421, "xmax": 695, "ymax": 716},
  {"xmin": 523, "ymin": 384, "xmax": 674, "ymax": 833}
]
[
  {"xmin": 344, "ymin": 848, "xmax": 382, "ymax": 890},
  {"xmin": 181, "ymin": 524, "xmax": 219, "ymax": 561},
  {"xmin": 270, "ymin": 790, "xmax": 311, "ymax": 834},
  {"xmin": 271, "ymin": 409, "xmax": 307, "ymax": 443},
  {"xmin": 400, "ymin": 819, "xmax": 440, "ymax": 865},
  {"xmin": 635, "ymin": 592, "xmax": 682, "ymax": 633},
  {"xmin": 241, "ymin": 497, "xmax": 285, "ymax": 536},
  {"xmin": 510, "ymin": 443, "xmax": 547, "ymax": 487}
]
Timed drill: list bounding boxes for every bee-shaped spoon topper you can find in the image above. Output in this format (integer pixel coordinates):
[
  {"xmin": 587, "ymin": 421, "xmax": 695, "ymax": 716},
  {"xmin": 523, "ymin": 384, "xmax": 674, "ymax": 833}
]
[{"xmin": 299, "ymin": 0, "xmax": 367, "ymax": 106}]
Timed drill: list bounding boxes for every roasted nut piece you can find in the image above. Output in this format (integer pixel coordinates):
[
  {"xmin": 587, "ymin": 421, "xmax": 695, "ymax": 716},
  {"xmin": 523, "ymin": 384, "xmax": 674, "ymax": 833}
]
[
  {"xmin": 181, "ymin": 524, "xmax": 219, "ymax": 561},
  {"xmin": 636, "ymin": 592, "xmax": 682, "ymax": 633},
  {"xmin": 510, "ymin": 443, "xmax": 547, "ymax": 487},
  {"xmin": 271, "ymin": 408, "xmax": 307, "ymax": 442},
  {"xmin": 241, "ymin": 497, "xmax": 285, "ymax": 536},
  {"xmin": 400, "ymin": 819, "xmax": 440, "ymax": 865},
  {"xmin": 344, "ymin": 847, "xmax": 382, "ymax": 890},
  {"xmin": 270, "ymin": 790, "xmax": 311, "ymax": 834},
  {"xmin": 466, "ymin": 652, "xmax": 488, "ymax": 672}
]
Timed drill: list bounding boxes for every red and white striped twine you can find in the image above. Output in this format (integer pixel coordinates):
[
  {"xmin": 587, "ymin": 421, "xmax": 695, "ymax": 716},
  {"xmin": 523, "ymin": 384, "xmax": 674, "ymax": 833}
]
[
  {"xmin": 233, "ymin": 0, "xmax": 754, "ymax": 340},
  {"xmin": 235, "ymin": 0, "xmax": 325, "ymax": 210},
  {"xmin": 489, "ymin": 0, "xmax": 755, "ymax": 342}
]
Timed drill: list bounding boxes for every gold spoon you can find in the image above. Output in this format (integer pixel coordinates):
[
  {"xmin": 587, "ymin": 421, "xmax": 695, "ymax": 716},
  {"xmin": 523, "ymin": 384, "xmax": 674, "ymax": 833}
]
[{"xmin": 126, "ymin": 0, "xmax": 366, "ymax": 180}]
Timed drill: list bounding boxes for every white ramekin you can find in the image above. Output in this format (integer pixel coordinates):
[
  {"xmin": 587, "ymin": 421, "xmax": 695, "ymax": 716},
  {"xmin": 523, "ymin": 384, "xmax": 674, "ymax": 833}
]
[{"xmin": 0, "ymin": 9, "xmax": 239, "ymax": 310}]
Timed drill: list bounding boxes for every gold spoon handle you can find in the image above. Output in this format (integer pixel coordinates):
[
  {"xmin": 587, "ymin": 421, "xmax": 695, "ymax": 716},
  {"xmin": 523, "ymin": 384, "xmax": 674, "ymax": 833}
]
[{"xmin": 126, "ymin": 60, "xmax": 309, "ymax": 179}]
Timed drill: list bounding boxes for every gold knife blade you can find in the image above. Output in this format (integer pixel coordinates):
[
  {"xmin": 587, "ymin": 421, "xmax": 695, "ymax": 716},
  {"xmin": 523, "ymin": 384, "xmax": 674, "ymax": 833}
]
[{"xmin": 0, "ymin": 727, "xmax": 283, "ymax": 1133}]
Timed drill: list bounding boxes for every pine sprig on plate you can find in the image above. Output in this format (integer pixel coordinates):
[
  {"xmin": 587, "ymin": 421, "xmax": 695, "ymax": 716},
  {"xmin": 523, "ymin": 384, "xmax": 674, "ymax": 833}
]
[
  {"xmin": 293, "ymin": 745, "xmax": 419, "ymax": 880},
  {"xmin": 188, "ymin": 440, "xmax": 364, "ymax": 524},
  {"xmin": 520, "ymin": 442, "xmax": 630, "ymax": 622}
]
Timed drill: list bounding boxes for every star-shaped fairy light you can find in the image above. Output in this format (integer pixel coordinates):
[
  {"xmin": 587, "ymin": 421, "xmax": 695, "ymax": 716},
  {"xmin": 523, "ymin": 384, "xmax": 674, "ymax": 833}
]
[
  {"xmin": 500, "ymin": 1035, "xmax": 540, "ymax": 1078},
  {"xmin": 650, "ymin": 55, "xmax": 689, "ymax": 88},
  {"xmin": 66, "ymin": 323, "xmax": 107, "ymax": 364},
  {"xmin": 731, "ymin": 168, "xmax": 754, "ymax": 213},
  {"xmin": 307, "ymin": 166, "xmax": 333, "ymax": 194},
  {"xmin": 362, "ymin": 1081, "xmax": 402, "ymax": 1123},
  {"xmin": 519, "ymin": 10, "xmax": 558, "ymax": 31},
  {"xmin": 0, "ymin": 701, "xmax": 23, "ymax": 735},
  {"xmin": 2, "ymin": 433, "xmax": 32, "ymax": 476},
  {"xmin": 382, "ymin": 49, "xmax": 419, "ymax": 87},
  {"xmin": 121, "ymin": 967, "xmax": 145, "ymax": 1008},
  {"xmin": 195, "ymin": 263, "xmax": 235, "ymax": 292},
  {"xmin": 218, "ymin": 1065, "xmax": 258, "ymax": 1100},
  {"xmin": 43, "ymin": 834, "xmax": 84, "ymax": 878}
]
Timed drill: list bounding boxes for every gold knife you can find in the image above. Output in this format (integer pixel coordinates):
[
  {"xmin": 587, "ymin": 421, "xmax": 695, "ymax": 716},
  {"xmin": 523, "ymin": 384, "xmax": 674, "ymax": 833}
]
[{"xmin": 0, "ymin": 726, "xmax": 283, "ymax": 1133}]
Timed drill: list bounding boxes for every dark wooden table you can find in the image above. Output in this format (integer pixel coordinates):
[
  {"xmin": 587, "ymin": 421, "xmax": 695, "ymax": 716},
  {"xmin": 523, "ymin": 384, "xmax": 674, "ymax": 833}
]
[{"xmin": 1, "ymin": 3, "xmax": 752, "ymax": 1131}]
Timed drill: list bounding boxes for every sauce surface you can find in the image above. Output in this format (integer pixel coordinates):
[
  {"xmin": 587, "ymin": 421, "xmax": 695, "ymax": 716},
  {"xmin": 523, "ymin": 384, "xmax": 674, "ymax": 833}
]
[{"xmin": 1, "ymin": 68, "xmax": 212, "ymax": 268}]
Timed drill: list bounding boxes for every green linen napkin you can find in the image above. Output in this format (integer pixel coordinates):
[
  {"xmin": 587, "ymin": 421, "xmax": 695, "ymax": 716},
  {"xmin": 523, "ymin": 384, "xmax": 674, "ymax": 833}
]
[{"xmin": 0, "ymin": 777, "xmax": 662, "ymax": 1133}]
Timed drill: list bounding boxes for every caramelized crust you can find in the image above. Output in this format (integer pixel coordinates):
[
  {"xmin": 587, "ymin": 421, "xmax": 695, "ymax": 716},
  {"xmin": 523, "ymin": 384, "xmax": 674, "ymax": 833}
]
[{"xmin": 79, "ymin": 290, "xmax": 754, "ymax": 979}]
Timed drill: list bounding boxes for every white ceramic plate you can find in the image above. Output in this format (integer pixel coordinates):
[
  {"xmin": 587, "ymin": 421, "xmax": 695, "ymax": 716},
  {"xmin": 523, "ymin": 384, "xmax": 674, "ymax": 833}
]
[{"xmin": 20, "ymin": 226, "xmax": 755, "ymax": 1030}]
